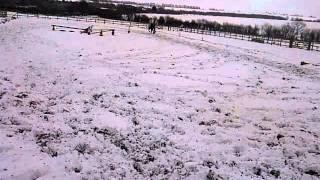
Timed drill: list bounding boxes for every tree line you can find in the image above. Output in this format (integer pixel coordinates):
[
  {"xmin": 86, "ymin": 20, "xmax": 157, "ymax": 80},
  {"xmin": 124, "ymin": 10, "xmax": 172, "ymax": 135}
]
[
  {"xmin": 135, "ymin": 14, "xmax": 320, "ymax": 49},
  {"xmin": 0, "ymin": 0, "xmax": 288, "ymax": 20}
]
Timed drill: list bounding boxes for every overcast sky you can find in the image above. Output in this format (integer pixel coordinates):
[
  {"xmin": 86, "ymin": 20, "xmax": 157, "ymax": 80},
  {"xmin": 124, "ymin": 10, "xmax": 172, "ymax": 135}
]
[{"xmin": 127, "ymin": 0, "xmax": 320, "ymax": 17}]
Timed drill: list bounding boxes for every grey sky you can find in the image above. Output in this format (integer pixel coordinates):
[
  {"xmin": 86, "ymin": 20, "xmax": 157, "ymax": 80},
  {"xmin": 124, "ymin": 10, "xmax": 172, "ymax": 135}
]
[{"xmin": 127, "ymin": 0, "xmax": 320, "ymax": 17}]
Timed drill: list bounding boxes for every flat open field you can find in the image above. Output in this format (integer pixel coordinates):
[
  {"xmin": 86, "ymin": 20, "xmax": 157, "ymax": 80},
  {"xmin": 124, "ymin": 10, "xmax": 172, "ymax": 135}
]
[{"xmin": 0, "ymin": 17, "xmax": 320, "ymax": 179}]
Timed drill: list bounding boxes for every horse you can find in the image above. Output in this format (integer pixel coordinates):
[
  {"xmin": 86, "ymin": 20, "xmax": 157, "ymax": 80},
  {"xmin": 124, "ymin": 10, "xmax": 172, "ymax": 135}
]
[
  {"xmin": 148, "ymin": 23, "xmax": 156, "ymax": 34},
  {"xmin": 81, "ymin": 25, "xmax": 93, "ymax": 35}
]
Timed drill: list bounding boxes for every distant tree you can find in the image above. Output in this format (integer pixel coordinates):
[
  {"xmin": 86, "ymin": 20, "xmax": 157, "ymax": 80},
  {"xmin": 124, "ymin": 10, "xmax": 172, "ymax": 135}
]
[
  {"xmin": 139, "ymin": 15, "xmax": 150, "ymax": 23},
  {"xmin": 151, "ymin": 16, "xmax": 157, "ymax": 23},
  {"xmin": 222, "ymin": 22, "xmax": 231, "ymax": 32},
  {"xmin": 215, "ymin": 23, "xmax": 222, "ymax": 31},
  {"xmin": 290, "ymin": 21, "xmax": 306, "ymax": 38},
  {"xmin": 190, "ymin": 20, "xmax": 197, "ymax": 28},
  {"xmin": 213, "ymin": 21, "xmax": 220, "ymax": 30},
  {"xmin": 79, "ymin": 0, "xmax": 89, "ymax": 15},
  {"xmin": 183, "ymin": 20, "xmax": 191, "ymax": 28},
  {"xmin": 272, "ymin": 27, "xmax": 282, "ymax": 39},
  {"xmin": 165, "ymin": 16, "xmax": 183, "ymax": 27},
  {"xmin": 302, "ymin": 29, "xmax": 316, "ymax": 50},
  {"xmin": 245, "ymin": 25, "xmax": 253, "ymax": 36},
  {"xmin": 281, "ymin": 23, "xmax": 292, "ymax": 39},
  {"xmin": 280, "ymin": 22, "xmax": 306, "ymax": 48},
  {"xmin": 197, "ymin": 19, "xmax": 208, "ymax": 30},
  {"xmin": 151, "ymin": 6, "xmax": 157, "ymax": 13},
  {"xmin": 117, "ymin": 4, "xmax": 136, "ymax": 18},
  {"xmin": 308, "ymin": 30, "xmax": 316, "ymax": 50},
  {"xmin": 252, "ymin": 25, "xmax": 259, "ymax": 36},
  {"xmin": 315, "ymin": 30, "xmax": 320, "ymax": 42},
  {"xmin": 158, "ymin": 16, "xmax": 165, "ymax": 25},
  {"xmin": 262, "ymin": 23, "xmax": 273, "ymax": 40},
  {"xmin": 238, "ymin": 25, "xmax": 245, "ymax": 35}
]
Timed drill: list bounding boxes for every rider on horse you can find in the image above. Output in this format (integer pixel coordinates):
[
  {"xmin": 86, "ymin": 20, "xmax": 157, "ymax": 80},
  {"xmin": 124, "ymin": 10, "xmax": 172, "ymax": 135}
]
[{"xmin": 148, "ymin": 19, "xmax": 157, "ymax": 34}]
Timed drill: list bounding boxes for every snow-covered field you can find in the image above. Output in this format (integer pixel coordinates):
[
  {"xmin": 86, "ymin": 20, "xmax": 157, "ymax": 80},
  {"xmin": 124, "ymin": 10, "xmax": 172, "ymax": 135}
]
[
  {"xmin": 0, "ymin": 17, "xmax": 320, "ymax": 180},
  {"xmin": 142, "ymin": 13, "xmax": 320, "ymax": 29}
]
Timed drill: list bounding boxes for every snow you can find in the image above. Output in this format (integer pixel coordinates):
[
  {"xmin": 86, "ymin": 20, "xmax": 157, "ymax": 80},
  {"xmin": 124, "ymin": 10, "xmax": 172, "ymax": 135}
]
[
  {"xmin": 143, "ymin": 13, "xmax": 320, "ymax": 29},
  {"xmin": 0, "ymin": 17, "xmax": 320, "ymax": 179}
]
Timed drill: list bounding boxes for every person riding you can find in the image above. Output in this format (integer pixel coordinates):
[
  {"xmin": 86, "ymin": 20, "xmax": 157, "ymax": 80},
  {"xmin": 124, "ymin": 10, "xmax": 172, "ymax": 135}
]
[{"xmin": 148, "ymin": 19, "xmax": 157, "ymax": 34}]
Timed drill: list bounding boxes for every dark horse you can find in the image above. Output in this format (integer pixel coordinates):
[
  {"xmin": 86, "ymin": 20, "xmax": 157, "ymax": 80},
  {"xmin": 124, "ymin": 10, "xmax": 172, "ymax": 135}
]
[{"xmin": 148, "ymin": 22, "xmax": 156, "ymax": 34}]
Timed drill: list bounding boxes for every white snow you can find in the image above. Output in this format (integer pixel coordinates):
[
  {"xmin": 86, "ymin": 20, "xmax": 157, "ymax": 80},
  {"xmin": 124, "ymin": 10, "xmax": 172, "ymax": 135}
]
[
  {"xmin": 143, "ymin": 13, "xmax": 320, "ymax": 29},
  {"xmin": 0, "ymin": 17, "xmax": 320, "ymax": 180}
]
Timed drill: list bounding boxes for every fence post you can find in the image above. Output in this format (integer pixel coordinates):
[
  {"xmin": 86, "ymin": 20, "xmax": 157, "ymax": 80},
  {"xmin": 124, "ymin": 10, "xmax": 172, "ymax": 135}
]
[
  {"xmin": 128, "ymin": 21, "xmax": 131, "ymax": 33},
  {"xmin": 289, "ymin": 37, "xmax": 294, "ymax": 48},
  {"xmin": 307, "ymin": 40, "xmax": 312, "ymax": 50}
]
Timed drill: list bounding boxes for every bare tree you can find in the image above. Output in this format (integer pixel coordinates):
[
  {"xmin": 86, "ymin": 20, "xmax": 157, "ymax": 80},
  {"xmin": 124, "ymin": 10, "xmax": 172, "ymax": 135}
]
[
  {"xmin": 281, "ymin": 23, "xmax": 292, "ymax": 39},
  {"xmin": 290, "ymin": 21, "xmax": 306, "ymax": 39},
  {"xmin": 262, "ymin": 23, "xmax": 273, "ymax": 41},
  {"xmin": 285, "ymin": 21, "xmax": 306, "ymax": 48},
  {"xmin": 302, "ymin": 29, "xmax": 316, "ymax": 50}
]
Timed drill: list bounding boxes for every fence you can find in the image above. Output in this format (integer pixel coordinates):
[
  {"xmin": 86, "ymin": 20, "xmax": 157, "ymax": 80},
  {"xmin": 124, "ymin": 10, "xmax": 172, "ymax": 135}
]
[
  {"xmin": 169, "ymin": 26, "xmax": 320, "ymax": 51},
  {"xmin": 15, "ymin": 13, "xmax": 148, "ymax": 29},
  {"xmin": 14, "ymin": 12, "xmax": 320, "ymax": 52}
]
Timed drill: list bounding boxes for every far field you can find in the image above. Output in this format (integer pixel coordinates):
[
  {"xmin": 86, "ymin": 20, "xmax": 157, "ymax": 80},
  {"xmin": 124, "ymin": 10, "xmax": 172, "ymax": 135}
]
[{"xmin": 143, "ymin": 13, "xmax": 320, "ymax": 29}]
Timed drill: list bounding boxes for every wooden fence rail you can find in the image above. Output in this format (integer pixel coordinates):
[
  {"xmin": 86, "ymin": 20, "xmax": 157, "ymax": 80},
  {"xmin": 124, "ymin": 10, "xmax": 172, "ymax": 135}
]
[
  {"xmin": 14, "ymin": 12, "xmax": 320, "ymax": 52},
  {"xmin": 170, "ymin": 26, "xmax": 320, "ymax": 51}
]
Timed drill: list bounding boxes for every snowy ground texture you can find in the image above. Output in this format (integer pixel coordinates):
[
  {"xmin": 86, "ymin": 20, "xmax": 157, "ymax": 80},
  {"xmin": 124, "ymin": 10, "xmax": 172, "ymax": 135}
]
[{"xmin": 0, "ymin": 17, "xmax": 320, "ymax": 180}]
